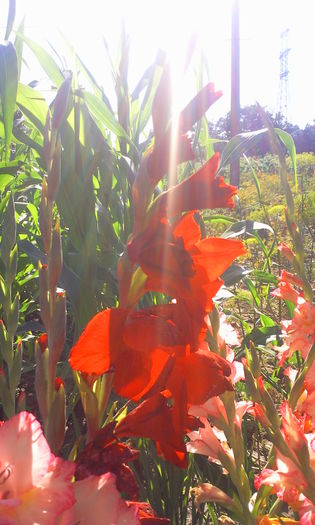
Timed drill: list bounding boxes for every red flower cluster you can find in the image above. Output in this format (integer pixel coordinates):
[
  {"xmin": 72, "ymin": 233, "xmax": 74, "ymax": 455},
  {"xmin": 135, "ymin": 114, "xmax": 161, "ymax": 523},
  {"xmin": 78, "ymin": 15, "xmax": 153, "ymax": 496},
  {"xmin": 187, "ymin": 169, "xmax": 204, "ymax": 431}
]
[{"xmin": 69, "ymin": 67, "xmax": 246, "ymax": 469}]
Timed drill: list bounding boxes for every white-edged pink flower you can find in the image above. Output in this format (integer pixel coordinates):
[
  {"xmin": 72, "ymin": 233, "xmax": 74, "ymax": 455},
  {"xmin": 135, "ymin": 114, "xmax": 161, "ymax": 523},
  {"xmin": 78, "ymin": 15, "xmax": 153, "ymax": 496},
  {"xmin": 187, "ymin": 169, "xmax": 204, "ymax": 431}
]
[
  {"xmin": 255, "ymin": 404, "xmax": 315, "ymax": 522},
  {"xmin": 277, "ymin": 299, "xmax": 315, "ymax": 365},
  {"xmin": 58, "ymin": 473, "xmax": 140, "ymax": 525},
  {"xmin": 0, "ymin": 411, "xmax": 75, "ymax": 525},
  {"xmin": 217, "ymin": 313, "xmax": 241, "ymax": 348},
  {"xmin": 186, "ymin": 416, "xmax": 233, "ymax": 467},
  {"xmin": 281, "ymin": 401, "xmax": 308, "ymax": 454}
]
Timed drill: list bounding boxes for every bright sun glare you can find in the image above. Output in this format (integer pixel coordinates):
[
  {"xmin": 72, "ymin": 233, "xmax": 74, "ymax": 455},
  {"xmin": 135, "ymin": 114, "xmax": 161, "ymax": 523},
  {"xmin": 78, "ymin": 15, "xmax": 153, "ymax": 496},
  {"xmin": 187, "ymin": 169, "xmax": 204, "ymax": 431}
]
[{"xmin": 15, "ymin": 0, "xmax": 315, "ymax": 126}]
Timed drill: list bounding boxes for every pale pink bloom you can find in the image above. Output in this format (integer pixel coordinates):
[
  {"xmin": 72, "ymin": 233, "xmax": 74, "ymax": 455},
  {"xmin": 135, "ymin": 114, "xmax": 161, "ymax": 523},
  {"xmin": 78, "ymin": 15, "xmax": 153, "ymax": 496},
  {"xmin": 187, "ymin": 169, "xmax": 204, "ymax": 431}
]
[
  {"xmin": 217, "ymin": 313, "xmax": 241, "ymax": 348},
  {"xmin": 186, "ymin": 417, "xmax": 233, "ymax": 467},
  {"xmin": 225, "ymin": 346, "xmax": 244, "ymax": 384},
  {"xmin": 295, "ymin": 390, "xmax": 315, "ymax": 432},
  {"xmin": 278, "ymin": 242, "xmax": 295, "ymax": 263},
  {"xmin": 255, "ymin": 407, "xmax": 315, "ymax": 519},
  {"xmin": 277, "ymin": 299, "xmax": 315, "ymax": 365},
  {"xmin": 255, "ymin": 453, "xmax": 308, "ymax": 506},
  {"xmin": 190, "ymin": 483, "xmax": 236, "ymax": 511},
  {"xmin": 58, "ymin": 473, "xmax": 140, "ymax": 525},
  {"xmin": 0, "ymin": 411, "xmax": 75, "ymax": 525},
  {"xmin": 281, "ymin": 401, "xmax": 308, "ymax": 454},
  {"xmin": 283, "ymin": 366, "xmax": 298, "ymax": 385},
  {"xmin": 189, "ymin": 396, "xmax": 250, "ymax": 429},
  {"xmin": 299, "ymin": 498, "xmax": 315, "ymax": 525},
  {"xmin": 280, "ymin": 270, "xmax": 305, "ymax": 289},
  {"xmin": 305, "ymin": 361, "xmax": 315, "ymax": 394},
  {"xmin": 189, "ymin": 395, "xmax": 226, "ymax": 421},
  {"xmin": 272, "ymin": 280, "xmax": 300, "ymax": 305}
]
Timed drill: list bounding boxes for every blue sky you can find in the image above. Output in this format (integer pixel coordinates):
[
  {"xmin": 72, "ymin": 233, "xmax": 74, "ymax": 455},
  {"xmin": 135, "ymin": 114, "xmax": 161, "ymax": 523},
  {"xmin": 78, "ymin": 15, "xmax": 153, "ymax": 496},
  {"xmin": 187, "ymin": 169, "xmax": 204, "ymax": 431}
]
[{"xmin": 11, "ymin": 0, "xmax": 315, "ymax": 127}]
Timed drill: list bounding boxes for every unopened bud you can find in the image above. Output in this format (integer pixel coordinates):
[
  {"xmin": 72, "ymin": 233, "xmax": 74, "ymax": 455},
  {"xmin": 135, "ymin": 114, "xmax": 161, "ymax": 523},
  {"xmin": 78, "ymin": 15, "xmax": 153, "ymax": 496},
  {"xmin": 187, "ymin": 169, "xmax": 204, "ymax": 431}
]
[
  {"xmin": 39, "ymin": 179, "xmax": 52, "ymax": 254},
  {"xmin": 278, "ymin": 242, "xmax": 294, "ymax": 264},
  {"xmin": 52, "ymin": 75, "xmax": 72, "ymax": 130},
  {"xmin": 39, "ymin": 263, "xmax": 50, "ymax": 330},
  {"xmin": 48, "ymin": 219, "xmax": 63, "ymax": 294},
  {"xmin": 48, "ymin": 291, "xmax": 66, "ymax": 373},
  {"xmin": 46, "ymin": 378, "xmax": 66, "ymax": 454},
  {"xmin": 37, "ymin": 333, "xmax": 48, "ymax": 353},
  {"xmin": 47, "ymin": 137, "xmax": 61, "ymax": 202}
]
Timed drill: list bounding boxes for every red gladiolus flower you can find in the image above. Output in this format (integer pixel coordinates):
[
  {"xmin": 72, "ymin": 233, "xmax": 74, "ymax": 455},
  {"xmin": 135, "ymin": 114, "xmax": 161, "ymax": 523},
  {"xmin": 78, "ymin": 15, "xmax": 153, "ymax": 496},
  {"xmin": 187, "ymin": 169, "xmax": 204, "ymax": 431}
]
[
  {"xmin": 75, "ymin": 421, "xmax": 140, "ymax": 500},
  {"xmin": 115, "ymin": 389, "xmax": 202, "ymax": 468},
  {"xmin": 37, "ymin": 333, "xmax": 48, "ymax": 353},
  {"xmin": 69, "ymin": 302, "xmax": 205, "ymax": 401},
  {"xmin": 128, "ymin": 212, "xmax": 246, "ymax": 315},
  {"xmin": 155, "ymin": 152, "xmax": 237, "ymax": 217},
  {"xmin": 127, "ymin": 501, "xmax": 171, "ymax": 524}
]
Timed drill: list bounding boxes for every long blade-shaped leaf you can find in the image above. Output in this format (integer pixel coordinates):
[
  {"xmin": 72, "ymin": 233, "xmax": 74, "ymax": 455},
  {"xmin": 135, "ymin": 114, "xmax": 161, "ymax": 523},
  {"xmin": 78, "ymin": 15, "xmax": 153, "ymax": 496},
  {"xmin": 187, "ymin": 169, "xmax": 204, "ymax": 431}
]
[
  {"xmin": 17, "ymin": 83, "xmax": 49, "ymax": 132},
  {"xmin": 14, "ymin": 17, "xmax": 25, "ymax": 80},
  {"xmin": 5, "ymin": 0, "xmax": 16, "ymax": 40},
  {"xmin": 275, "ymin": 127, "xmax": 297, "ymax": 188},
  {"xmin": 82, "ymin": 91, "xmax": 138, "ymax": 159},
  {"xmin": 19, "ymin": 35, "xmax": 64, "ymax": 87},
  {"xmin": 0, "ymin": 42, "xmax": 18, "ymax": 161}
]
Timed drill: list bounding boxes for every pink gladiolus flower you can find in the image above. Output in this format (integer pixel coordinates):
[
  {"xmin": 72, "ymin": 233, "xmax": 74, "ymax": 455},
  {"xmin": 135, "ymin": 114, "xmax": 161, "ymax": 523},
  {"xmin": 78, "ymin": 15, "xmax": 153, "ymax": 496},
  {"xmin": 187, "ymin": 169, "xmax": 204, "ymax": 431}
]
[
  {"xmin": 280, "ymin": 401, "xmax": 308, "ymax": 454},
  {"xmin": 272, "ymin": 280, "xmax": 301, "ymax": 305},
  {"xmin": 255, "ymin": 405, "xmax": 315, "ymax": 522},
  {"xmin": 277, "ymin": 299, "xmax": 315, "ymax": 366},
  {"xmin": 186, "ymin": 416, "xmax": 233, "ymax": 467},
  {"xmin": 217, "ymin": 313, "xmax": 241, "ymax": 348},
  {"xmin": 58, "ymin": 473, "xmax": 140, "ymax": 525},
  {"xmin": 0, "ymin": 411, "xmax": 75, "ymax": 525},
  {"xmin": 278, "ymin": 242, "xmax": 295, "ymax": 263}
]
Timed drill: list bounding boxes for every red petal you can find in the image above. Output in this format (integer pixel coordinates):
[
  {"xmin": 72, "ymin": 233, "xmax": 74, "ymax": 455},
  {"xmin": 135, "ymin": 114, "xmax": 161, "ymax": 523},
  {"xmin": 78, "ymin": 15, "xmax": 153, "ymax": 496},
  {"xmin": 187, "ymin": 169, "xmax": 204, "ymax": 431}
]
[
  {"xmin": 168, "ymin": 349, "xmax": 233, "ymax": 405},
  {"xmin": 191, "ymin": 237, "xmax": 247, "ymax": 282},
  {"xmin": 157, "ymin": 153, "xmax": 238, "ymax": 216},
  {"xmin": 147, "ymin": 132, "xmax": 194, "ymax": 187},
  {"xmin": 152, "ymin": 64, "xmax": 172, "ymax": 143},
  {"xmin": 114, "ymin": 347, "xmax": 171, "ymax": 401},
  {"xmin": 179, "ymin": 83, "xmax": 222, "ymax": 133},
  {"xmin": 69, "ymin": 308, "xmax": 127, "ymax": 375}
]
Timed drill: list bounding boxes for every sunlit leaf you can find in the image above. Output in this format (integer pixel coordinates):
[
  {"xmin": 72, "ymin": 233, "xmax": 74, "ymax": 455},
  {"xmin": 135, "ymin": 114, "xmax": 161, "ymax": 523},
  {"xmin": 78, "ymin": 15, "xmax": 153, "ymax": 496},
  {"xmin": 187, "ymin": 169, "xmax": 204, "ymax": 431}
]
[
  {"xmin": 221, "ymin": 219, "xmax": 274, "ymax": 239},
  {"xmin": 0, "ymin": 42, "xmax": 18, "ymax": 161},
  {"xmin": 5, "ymin": 0, "xmax": 16, "ymax": 40},
  {"xmin": 19, "ymin": 35, "xmax": 64, "ymax": 87},
  {"xmin": 17, "ymin": 83, "xmax": 49, "ymax": 132}
]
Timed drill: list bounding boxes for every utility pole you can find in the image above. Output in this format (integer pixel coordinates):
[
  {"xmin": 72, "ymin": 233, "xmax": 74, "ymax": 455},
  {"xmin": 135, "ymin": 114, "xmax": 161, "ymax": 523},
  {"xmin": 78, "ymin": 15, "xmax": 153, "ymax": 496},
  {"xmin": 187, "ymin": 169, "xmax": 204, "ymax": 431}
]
[
  {"xmin": 278, "ymin": 28, "xmax": 290, "ymax": 122},
  {"xmin": 230, "ymin": 0, "xmax": 240, "ymax": 187}
]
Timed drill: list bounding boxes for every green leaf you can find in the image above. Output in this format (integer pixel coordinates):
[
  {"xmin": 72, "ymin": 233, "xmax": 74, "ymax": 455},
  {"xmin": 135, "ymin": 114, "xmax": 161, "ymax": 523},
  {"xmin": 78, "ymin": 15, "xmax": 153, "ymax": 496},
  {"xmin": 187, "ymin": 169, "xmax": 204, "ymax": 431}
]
[
  {"xmin": 244, "ymin": 277, "xmax": 261, "ymax": 307},
  {"xmin": 275, "ymin": 127, "xmax": 297, "ymax": 188},
  {"xmin": 82, "ymin": 91, "xmax": 138, "ymax": 158},
  {"xmin": 5, "ymin": 0, "xmax": 16, "ymax": 40},
  {"xmin": 0, "ymin": 174, "xmax": 14, "ymax": 191},
  {"xmin": 221, "ymin": 264, "xmax": 251, "ymax": 286},
  {"xmin": 219, "ymin": 127, "xmax": 297, "ymax": 187},
  {"xmin": 242, "ymin": 326, "xmax": 281, "ymax": 348},
  {"xmin": 218, "ymin": 129, "xmax": 268, "ymax": 172},
  {"xmin": 19, "ymin": 35, "xmax": 64, "ymax": 87},
  {"xmin": 244, "ymin": 154, "xmax": 262, "ymax": 200},
  {"xmin": 252, "ymin": 270, "xmax": 278, "ymax": 284},
  {"xmin": 203, "ymin": 214, "xmax": 237, "ymax": 226},
  {"xmin": 17, "ymin": 83, "xmax": 49, "ymax": 132},
  {"xmin": 14, "ymin": 17, "xmax": 24, "ymax": 80},
  {"xmin": 222, "ymin": 219, "xmax": 274, "ymax": 239},
  {"xmin": 0, "ymin": 42, "xmax": 18, "ymax": 161}
]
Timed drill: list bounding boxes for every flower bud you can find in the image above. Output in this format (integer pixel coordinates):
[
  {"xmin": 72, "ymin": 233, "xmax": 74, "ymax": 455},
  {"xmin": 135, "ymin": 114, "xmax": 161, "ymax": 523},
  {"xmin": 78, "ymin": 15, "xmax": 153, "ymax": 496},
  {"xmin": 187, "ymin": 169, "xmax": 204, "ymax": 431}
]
[
  {"xmin": 48, "ymin": 291, "xmax": 66, "ymax": 374},
  {"xmin": 48, "ymin": 219, "xmax": 63, "ymax": 294},
  {"xmin": 52, "ymin": 75, "xmax": 72, "ymax": 130},
  {"xmin": 39, "ymin": 179, "xmax": 52, "ymax": 254},
  {"xmin": 39, "ymin": 263, "xmax": 50, "ymax": 330},
  {"xmin": 47, "ymin": 137, "xmax": 61, "ymax": 202},
  {"xmin": 46, "ymin": 376, "xmax": 66, "ymax": 454}
]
